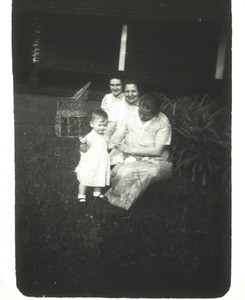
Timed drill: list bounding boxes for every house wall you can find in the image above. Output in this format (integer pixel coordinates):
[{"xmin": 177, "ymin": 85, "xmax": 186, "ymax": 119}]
[
  {"xmin": 12, "ymin": 0, "xmax": 228, "ymax": 22},
  {"xmin": 12, "ymin": 0, "xmax": 230, "ymax": 93}
]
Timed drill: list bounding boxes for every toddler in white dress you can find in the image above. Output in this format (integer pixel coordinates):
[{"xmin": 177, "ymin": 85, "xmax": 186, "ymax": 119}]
[{"xmin": 75, "ymin": 109, "xmax": 111, "ymax": 202}]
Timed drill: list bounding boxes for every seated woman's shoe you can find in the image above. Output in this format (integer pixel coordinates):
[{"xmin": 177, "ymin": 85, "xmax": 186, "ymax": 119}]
[{"xmin": 93, "ymin": 193, "xmax": 107, "ymax": 201}]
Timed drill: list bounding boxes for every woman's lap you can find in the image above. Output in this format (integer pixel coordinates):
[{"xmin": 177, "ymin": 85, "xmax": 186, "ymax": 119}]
[{"xmin": 105, "ymin": 160, "xmax": 172, "ymax": 210}]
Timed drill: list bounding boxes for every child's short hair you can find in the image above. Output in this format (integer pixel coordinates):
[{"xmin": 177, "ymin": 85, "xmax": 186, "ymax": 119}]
[
  {"xmin": 91, "ymin": 109, "xmax": 108, "ymax": 122},
  {"xmin": 139, "ymin": 93, "xmax": 162, "ymax": 114}
]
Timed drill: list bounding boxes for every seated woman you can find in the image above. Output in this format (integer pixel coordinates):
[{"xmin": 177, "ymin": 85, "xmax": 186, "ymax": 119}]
[{"xmin": 105, "ymin": 93, "xmax": 172, "ymax": 210}]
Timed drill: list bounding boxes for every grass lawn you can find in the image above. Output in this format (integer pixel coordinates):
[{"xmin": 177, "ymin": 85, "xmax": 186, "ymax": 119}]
[{"xmin": 14, "ymin": 91, "xmax": 230, "ymax": 298}]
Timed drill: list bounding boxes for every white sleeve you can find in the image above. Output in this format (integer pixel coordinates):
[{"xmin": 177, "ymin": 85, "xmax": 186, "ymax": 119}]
[
  {"xmin": 155, "ymin": 116, "xmax": 172, "ymax": 145},
  {"xmin": 101, "ymin": 95, "xmax": 107, "ymax": 112},
  {"xmin": 101, "ymin": 94, "xmax": 110, "ymax": 113},
  {"xmin": 109, "ymin": 122, "xmax": 127, "ymax": 145},
  {"xmin": 108, "ymin": 103, "xmax": 119, "ymax": 122}
]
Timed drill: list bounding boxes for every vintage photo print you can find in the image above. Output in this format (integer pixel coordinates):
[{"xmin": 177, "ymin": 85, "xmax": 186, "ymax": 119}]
[{"xmin": 2, "ymin": 0, "xmax": 244, "ymax": 299}]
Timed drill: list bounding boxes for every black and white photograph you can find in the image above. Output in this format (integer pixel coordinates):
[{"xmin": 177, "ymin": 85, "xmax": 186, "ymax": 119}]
[{"xmin": 2, "ymin": 0, "xmax": 242, "ymax": 299}]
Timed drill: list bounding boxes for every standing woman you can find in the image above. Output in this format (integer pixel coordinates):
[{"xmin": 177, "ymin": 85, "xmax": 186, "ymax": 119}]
[
  {"xmin": 105, "ymin": 93, "xmax": 172, "ymax": 210},
  {"xmin": 101, "ymin": 74, "xmax": 125, "ymax": 115}
]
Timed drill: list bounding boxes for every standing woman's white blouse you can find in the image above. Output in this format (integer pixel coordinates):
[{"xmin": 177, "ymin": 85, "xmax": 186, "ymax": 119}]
[
  {"xmin": 101, "ymin": 93, "xmax": 125, "ymax": 115},
  {"xmin": 108, "ymin": 99, "xmax": 138, "ymax": 125}
]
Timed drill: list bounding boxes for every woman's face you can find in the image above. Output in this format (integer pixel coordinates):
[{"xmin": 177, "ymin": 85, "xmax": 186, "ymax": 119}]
[
  {"xmin": 124, "ymin": 84, "xmax": 139, "ymax": 105},
  {"xmin": 138, "ymin": 105, "xmax": 157, "ymax": 122},
  {"xmin": 109, "ymin": 78, "xmax": 123, "ymax": 96}
]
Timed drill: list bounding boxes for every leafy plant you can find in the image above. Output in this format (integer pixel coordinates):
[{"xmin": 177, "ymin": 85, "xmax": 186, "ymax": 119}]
[{"xmin": 157, "ymin": 93, "xmax": 231, "ymax": 188}]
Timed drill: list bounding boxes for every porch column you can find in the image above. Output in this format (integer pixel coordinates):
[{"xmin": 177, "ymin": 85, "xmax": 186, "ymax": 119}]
[
  {"xmin": 29, "ymin": 15, "xmax": 42, "ymax": 88},
  {"xmin": 215, "ymin": 31, "xmax": 227, "ymax": 79},
  {"xmin": 118, "ymin": 24, "xmax": 128, "ymax": 71}
]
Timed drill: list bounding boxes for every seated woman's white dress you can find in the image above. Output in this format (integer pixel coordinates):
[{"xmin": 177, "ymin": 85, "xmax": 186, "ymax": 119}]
[
  {"xmin": 105, "ymin": 109, "xmax": 172, "ymax": 210},
  {"xmin": 75, "ymin": 130, "xmax": 110, "ymax": 187}
]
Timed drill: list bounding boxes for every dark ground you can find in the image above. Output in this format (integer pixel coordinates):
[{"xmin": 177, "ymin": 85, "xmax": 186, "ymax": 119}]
[{"xmin": 14, "ymin": 90, "xmax": 231, "ymax": 298}]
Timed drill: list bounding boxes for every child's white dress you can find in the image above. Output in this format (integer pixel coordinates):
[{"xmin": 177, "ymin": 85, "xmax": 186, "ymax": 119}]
[{"xmin": 75, "ymin": 130, "xmax": 110, "ymax": 187}]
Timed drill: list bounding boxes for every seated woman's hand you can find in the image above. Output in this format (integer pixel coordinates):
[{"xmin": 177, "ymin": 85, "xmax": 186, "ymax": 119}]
[
  {"xmin": 108, "ymin": 142, "xmax": 117, "ymax": 150},
  {"xmin": 117, "ymin": 142, "xmax": 131, "ymax": 154}
]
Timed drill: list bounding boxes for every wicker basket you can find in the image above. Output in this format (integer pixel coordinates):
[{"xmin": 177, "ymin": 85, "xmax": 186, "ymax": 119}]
[{"xmin": 55, "ymin": 82, "xmax": 91, "ymax": 137}]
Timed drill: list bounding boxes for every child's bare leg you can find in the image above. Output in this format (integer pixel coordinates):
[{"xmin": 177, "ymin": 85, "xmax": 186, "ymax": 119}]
[
  {"xmin": 93, "ymin": 187, "xmax": 101, "ymax": 197},
  {"xmin": 78, "ymin": 183, "xmax": 87, "ymax": 202}
]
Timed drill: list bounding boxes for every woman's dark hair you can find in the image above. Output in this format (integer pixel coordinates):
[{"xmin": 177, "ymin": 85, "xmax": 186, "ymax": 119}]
[
  {"xmin": 139, "ymin": 93, "xmax": 162, "ymax": 114},
  {"xmin": 107, "ymin": 72, "xmax": 124, "ymax": 83},
  {"xmin": 123, "ymin": 79, "xmax": 139, "ymax": 90},
  {"xmin": 91, "ymin": 109, "xmax": 108, "ymax": 122}
]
